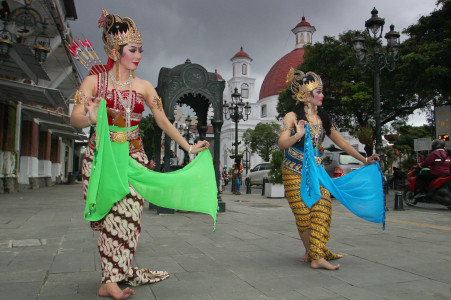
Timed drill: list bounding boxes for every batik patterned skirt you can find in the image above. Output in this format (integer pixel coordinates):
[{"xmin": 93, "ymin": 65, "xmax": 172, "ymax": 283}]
[
  {"xmin": 82, "ymin": 132, "xmax": 169, "ymax": 285},
  {"xmin": 282, "ymin": 167, "xmax": 341, "ymax": 261}
]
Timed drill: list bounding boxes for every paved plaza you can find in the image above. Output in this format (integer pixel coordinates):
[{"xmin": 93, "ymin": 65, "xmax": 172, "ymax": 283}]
[{"xmin": 0, "ymin": 183, "xmax": 450, "ymax": 300}]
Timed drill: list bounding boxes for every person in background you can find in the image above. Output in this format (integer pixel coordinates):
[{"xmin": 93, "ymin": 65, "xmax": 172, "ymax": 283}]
[
  {"xmin": 415, "ymin": 139, "xmax": 451, "ymax": 196},
  {"xmin": 232, "ymin": 159, "xmax": 243, "ymax": 195},
  {"xmin": 219, "ymin": 161, "xmax": 224, "ymax": 193}
]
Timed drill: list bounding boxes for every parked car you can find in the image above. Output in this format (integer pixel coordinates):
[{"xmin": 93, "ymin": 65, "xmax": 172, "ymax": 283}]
[
  {"xmin": 323, "ymin": 149, "xmax": 365, "ymax": 178},
  {"xmin": 246, "ymin": 162, "xmax": 270, "ymax": 185}
]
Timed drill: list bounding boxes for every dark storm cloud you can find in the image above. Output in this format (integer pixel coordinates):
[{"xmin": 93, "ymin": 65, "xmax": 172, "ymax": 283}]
[{"xmin": 70, "ymin": 0, "xmax": 437, "ymax": 95}]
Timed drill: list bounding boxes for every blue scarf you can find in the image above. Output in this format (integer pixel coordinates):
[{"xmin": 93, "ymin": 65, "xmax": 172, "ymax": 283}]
[{"xmin": 301, "ymin": 124, "xmax": 385, "ymax": 227}]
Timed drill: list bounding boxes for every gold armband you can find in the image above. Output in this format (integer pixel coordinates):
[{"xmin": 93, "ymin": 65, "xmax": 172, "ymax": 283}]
[
  {"xmin": 280, "ymin": 120, "xmax": 293, "ymax": 132},
  {"xmin": 74, "ymin": 90, "xmax": 90, "ymax": 105},
  {"xmin": 150, "ymin": 96, "xmax": 163, "ymax": 111}
]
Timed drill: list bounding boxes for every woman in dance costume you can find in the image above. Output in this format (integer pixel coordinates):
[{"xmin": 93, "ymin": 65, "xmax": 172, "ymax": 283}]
[
  {"xmin": 71, "ymin": 9, "xmax": 213, "ymax": 299},
  {"xmin": 279, "ymin": 68, "xmax": 382, "ymax": 270}
]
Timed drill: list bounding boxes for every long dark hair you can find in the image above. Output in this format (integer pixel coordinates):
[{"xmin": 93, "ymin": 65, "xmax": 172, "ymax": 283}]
[{"xmin": 292, "ymin": 101, "xmax": 332, "ymax": 136}]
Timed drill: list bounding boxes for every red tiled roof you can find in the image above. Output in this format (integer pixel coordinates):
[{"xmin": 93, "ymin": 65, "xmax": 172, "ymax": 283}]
[
  {"xmin": 215, "ymin": 69, "xmax": 223, "ymax": 80},
  {"xmin": 295, "ymin": 16, "xmax": 311, "ymax": 28},
  {"xmin": 259, "ymin": 48, "xmax": 305, "ymax": 100},
  {"xmin": 232, "ymin": 46, "xmax": 252, "ymax": 60}
]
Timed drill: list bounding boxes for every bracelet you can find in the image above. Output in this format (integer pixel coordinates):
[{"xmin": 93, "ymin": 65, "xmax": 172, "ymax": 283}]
[
  {"xmin": 365, "ymin": 157, "xmax": 368, "ymax": 164},
  {"xmin": 87, "ymin": 116, "xmax": 96, "ymax": 127},
  {"xmin": 188, "ymin": 145, "xmax": 192, "ymax": 155}
]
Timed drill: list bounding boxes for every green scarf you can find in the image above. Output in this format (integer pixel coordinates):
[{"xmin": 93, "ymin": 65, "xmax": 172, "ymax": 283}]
[{"xmin": 85, "ymin": 99, "xmax": 218, "ymax": 226}]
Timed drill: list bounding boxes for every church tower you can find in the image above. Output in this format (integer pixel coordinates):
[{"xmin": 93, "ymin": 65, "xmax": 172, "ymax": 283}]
[
  {"xmin": 227, "ymin": 47, "xmax": 256, "ymax": 103},
  {"xmin": 292, "ymin": 16, "xmax": 316, "ymax": 49}
]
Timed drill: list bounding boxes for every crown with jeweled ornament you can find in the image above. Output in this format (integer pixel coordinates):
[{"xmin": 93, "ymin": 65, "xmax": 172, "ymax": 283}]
[
  {"xmin": 286, "ymin": 67, "xmax": 323, "ymax": 102},
  {"xmin": 98, "ymin": 9, "xmax": 142, "ymax": 59}
]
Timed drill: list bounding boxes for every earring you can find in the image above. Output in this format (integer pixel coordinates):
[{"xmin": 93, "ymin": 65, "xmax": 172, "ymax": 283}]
[
  {"xmin": 307, "ymin": 103, "xmax": 312, "ymax": 115},
  {"xmin": 131, "ymin": 70, "xmax": 135, "ymax": 78}
]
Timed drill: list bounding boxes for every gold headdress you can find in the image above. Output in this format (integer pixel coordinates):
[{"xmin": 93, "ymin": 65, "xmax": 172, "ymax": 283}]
[
  {"xmin": 98, "ymin": 9, "xmax": 142, "ymax": 60},
  {"xmin": 286, "ymin": 67, "xmax": 323, "ymax": 103}
]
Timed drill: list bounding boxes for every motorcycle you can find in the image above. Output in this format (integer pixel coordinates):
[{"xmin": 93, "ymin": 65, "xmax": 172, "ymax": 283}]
[{"xmin": 404, "ymin": 168, "xmax": 451, "ymax": 210}]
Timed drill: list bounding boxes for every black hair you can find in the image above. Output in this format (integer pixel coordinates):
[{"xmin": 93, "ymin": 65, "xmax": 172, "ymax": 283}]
[
  {"xmin": 102, "ymin": 16, "xmax": 131, "ymax": 53},
  {"xmin": 292, "ymin": 102, "xmax": 333, "ymax": 136}
]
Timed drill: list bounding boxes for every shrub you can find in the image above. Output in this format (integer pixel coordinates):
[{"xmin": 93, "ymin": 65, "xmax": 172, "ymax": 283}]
[{"xmin": 268, "ymin": 150, "xmax": 283, "ymax": 184}]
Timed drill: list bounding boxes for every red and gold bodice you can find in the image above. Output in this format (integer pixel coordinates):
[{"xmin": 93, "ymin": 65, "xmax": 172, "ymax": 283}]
[{"xmin": 97, "ymin": 72, "xmax": 145, "ymax": 126}]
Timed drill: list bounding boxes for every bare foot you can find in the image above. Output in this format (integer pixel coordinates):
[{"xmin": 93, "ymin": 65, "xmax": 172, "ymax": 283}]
[
  {"xmin": 299, "ymin": 253, "xmax": 310, "ymax": 263},
  {"xmin": 311, "ymin": 258, "xmax": 340, "ymax": 270},
  {"xmin": 98, "ymin": 282, "xmax": 135, "ymax": 300}
]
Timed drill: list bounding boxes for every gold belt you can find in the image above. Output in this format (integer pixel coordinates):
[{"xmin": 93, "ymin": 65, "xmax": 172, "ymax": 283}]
[{"xmin": 112, "ymin": 131, "xmax": 128, "ymax": 144}]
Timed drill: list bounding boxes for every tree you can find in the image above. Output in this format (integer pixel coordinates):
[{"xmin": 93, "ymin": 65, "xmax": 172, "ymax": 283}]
[
  {"xmin": 138, "ymin": 114, "xmax": 156, "ymax": 160},
  {"xmin": 277, "ymin": 1, "xmax": 451, "ymax": 146},
  {"xmin": 242, "ymin": 122, "xmax": 280, "ymax": 162},
  {"xmin": 400, "ymin": 0, "xmax": 451, "ymax": 105},
  {"xmin": 391, "ymin": 124, "xmax": 434, "ymax": 170}
]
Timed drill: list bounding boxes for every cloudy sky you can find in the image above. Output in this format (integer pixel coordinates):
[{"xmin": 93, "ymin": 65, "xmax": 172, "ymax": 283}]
[{"xmin": 70, "ymin": 0, "xmax": 438, "ymax": 122}]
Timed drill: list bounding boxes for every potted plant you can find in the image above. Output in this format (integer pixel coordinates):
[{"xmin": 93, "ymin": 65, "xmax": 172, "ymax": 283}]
[{"xmin": 265, "ymin": 150, "xmax": 285, "ymax": 198}]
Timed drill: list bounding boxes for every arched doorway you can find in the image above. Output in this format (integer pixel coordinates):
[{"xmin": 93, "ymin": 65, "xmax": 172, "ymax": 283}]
[{"xmin": 154, "ymin": 59, "xmax": 225, "ymax": 210}]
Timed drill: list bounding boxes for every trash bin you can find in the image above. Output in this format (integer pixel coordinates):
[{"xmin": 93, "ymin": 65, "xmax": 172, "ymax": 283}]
[
  {"xmin": 245, "ymin": 177, "xmax": 251, "ymax": 194},
  {"xmin": 67, "ymin": 172, "xmax": 76, "ymax": 184}
]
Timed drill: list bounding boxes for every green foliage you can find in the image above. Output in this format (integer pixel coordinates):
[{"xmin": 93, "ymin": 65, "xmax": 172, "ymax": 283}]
[
  {"xmin": 391, "ymin": 124, "xmax": 434, "ymax": 170},
  {"xmin": 355, "ymin": 126, "xmax": 374, "ymax": 145},
  {"xmin": 401, "ymin": 0, "xmax": 451, "ymax": 104},
  {"xmin": 138, "ymin": 114, "xmax": 156, "ymax": 160},
  {"xmin": 242, "ymin": 122, "xmax": 280, "ymax": 162},
  {"xmin": 277, "ymin": 2, "xmax": 451, "ymax": 141},
  {"xmin": 268, "ymin": 150, "xmax": 284, "ymax": 184}
]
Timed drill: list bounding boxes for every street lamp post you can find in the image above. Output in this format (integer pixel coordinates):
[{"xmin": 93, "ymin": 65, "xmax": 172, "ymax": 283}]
[
  {"xmin": 178, "ymin": 115, "xmax": 194, "ymax": 166},
  {"xmin": 223, "ymin": 88, "xmax": 251, "ymax": 191},
  {"xmin": 243, "ymin": 140, "xmax": 250, "ymax": 175},
  {"xmin": 352, "ymin": 7, "xmax": 400, "ymax": 156}
]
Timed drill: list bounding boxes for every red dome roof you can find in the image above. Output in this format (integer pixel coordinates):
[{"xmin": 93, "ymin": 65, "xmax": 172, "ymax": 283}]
[
  {"xmin": 215, "ymin": 69, "xmax": 224, "ymax": 80},
  {"xmin": 259, "ymin": 48, "xmax": 305, "ymax": 100},
  {"xmin": 295, "ymin": 16, "xmax": 311, "ymax": 28},
  {"xmin": 232, "ymin": 46, "xmax": 252, "ymax": 60}
]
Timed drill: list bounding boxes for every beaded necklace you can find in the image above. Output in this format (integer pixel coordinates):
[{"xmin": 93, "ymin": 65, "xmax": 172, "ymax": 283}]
[{"xmin": 109, "ymin": 71, "xmax": 133, "ymax": 136}]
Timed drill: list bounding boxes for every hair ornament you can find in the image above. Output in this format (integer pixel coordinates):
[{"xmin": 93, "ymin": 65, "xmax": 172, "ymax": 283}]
[
  {"xmin": 98, "ymin": 9, "xmax": 142, "ymax": 60},
  {"xmin": 286, "ymin": 67, "xmax": 323, "ymax": 103}
]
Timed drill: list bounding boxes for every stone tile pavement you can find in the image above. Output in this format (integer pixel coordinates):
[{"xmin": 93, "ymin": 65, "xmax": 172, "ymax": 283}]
[{"xmin": 0, "ymin": 184, "xmax": 450, "ymax": 299}]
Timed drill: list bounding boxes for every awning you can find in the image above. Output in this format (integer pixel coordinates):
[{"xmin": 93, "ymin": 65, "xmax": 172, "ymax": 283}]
[
  {"xmin": 50, "ymin": 129, "xmax": 88, "ymax": 141},
  {"xmin": 0, "ymin": 43, "xmax": 50, "ymax": 82},
  {"xmin": 0, "ymin": 78, "xmax": 67, "ymax": 110},
  {"xmin": 21, "ymin": 104, "xmax": 88, "ymax": 142}
]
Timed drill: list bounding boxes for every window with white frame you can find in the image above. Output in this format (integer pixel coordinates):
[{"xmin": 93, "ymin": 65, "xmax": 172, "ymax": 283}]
[
  {"xmin": 261, "ymin": 104, "xmax": 267, "ymax": 118},
  {"xmin": 241, "ymin": 83, "xmax": 249, "ymax": 99},
  {"xmin": 242, "ymin": 64, "xmax": 247, "ymax": 75}
]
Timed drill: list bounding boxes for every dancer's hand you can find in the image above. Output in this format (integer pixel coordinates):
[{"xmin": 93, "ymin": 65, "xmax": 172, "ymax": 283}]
[
  {"xmin": 294, "ymin": 120, "xmax": 307, "ymax": 140},
  {"xmin": 191, "ymin": 140, "xmax": 210, "ymax": 154},
  {"xmin": 149, "ymin": 160, "xmax": 156, "ymax": 170},
  {"xmin": 366, "ymin": 153, "xmax": 380, "ymax": 165},
  {"xmin": 84, "ymin": 97, "xmax": 101, "ymax": 125}
]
